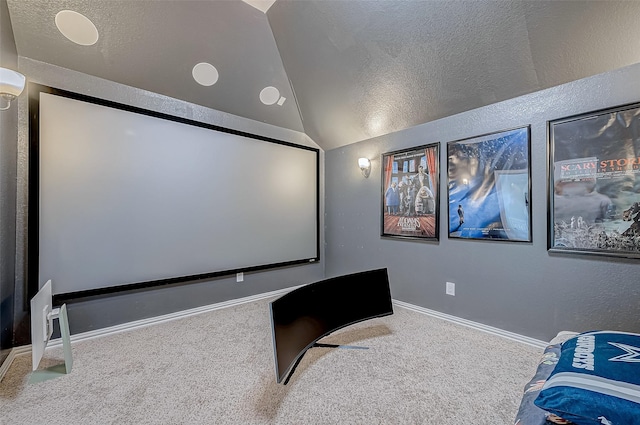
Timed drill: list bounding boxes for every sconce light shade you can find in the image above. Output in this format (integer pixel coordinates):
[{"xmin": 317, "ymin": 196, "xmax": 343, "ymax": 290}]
[
  {"xmin": 0, "ymin": 67, "xmax": 26, "ymax": 111},
  {"xmin": 358, "ymin": 157, "xmax": 371, "ymax": 178}
]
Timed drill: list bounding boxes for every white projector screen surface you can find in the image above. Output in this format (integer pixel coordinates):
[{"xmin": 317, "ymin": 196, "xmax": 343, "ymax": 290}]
[{"xmin": 37, "ymin": 91, "xmax": 318, "ymax": 296}]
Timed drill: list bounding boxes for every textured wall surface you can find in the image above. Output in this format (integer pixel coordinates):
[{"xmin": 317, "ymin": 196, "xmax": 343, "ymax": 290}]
[
  {"xmin": 5, "ymin": 1, "xmax": 640, "ymax": 346},
  {"xmin": 268, "ymin": 0, "xmax": 640, "ymax": 150},
  {"xmin": 7, "ymin": 1, "xmax": 640, "ymax": 151},
  {"xmin": 325, "ymin": 63, "xmax": 640, "ymax": 342},
  {"xmin": 13, "ymin": 57, "xmax": 324, "ymax": 338},
  {"xmin": 0, "ymin": 0, "xmax": 18, "ymax": 362}
]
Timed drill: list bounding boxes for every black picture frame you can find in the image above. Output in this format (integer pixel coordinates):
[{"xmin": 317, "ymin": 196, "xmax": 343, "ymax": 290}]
[
  {"xmin": 381, "ymin": 143, "xmax": 440, "ymax": 240},
  {"xmin": 447, "ymin": 126, "xmax": 532, "ymax": 242},
  {"xmin": 548, "ymin": 102, "xmax": 640, "ymax": 258}
]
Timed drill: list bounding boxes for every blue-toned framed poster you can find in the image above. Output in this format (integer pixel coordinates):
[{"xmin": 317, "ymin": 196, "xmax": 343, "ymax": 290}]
[{"xmin": 447, "ymin": 126, "xmax": 531, "ymax": 241}]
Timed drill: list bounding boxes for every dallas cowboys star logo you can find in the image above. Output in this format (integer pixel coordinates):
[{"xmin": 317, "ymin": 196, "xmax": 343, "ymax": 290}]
[{"xmin": 608, "ymin": 342, "xmax": 640, "ymax": 362}]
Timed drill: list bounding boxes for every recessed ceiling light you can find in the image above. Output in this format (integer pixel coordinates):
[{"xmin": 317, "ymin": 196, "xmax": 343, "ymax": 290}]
[
  {"xmin": 192, "ymin": 62, "xmax": 219, "ymax": 86},
  {"xmin": 260, "ymin": 86, "xmax": 280, "ymax": 105},
  {"xmin": 277, "ymin": 96, "xmax": 286, "ymax": 106},
  {"xmin": 55, "ymin": 10, "xmax": 99, "ymax": 46}
]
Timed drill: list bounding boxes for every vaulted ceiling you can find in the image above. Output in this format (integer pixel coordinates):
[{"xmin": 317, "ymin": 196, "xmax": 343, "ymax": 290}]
[{"xmin": 6, "ymin": 0, "xmax": 640, "ymax": 151}]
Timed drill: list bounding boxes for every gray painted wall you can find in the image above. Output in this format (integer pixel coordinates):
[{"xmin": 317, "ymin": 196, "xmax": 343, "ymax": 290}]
[
  {"xmin": 325, "ymin": 62, "xmax": 640, "ymax": 342},
  {"xmin": 4, "ymin": 31, "xmax": 639, "ymax": 350},
  {"xmin": 12, "ymin": 57, "xmax": 324, "ymax": 339},
  {"xmin": 0, "ymin": 0, "xmax": 18, "ymax": 362}
]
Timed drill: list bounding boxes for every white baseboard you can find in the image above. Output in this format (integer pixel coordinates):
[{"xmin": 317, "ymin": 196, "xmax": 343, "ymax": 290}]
[
  {"xmin": 1, "ymin": 287, "xmax": 547, "ymax": 382},
  {"xmin": 393, "ymin": 300, "xmax": 548, "ymax": 349},
  {"xmin": 46, "ymin": 285, "xmax": 304, "ymax": 348},
  {"xmin": 1, "ymin": 285, "xmax": 302, "ymax": 382},
  {"xmin": 0, "ymin": 345, "xmax": 32, "ymax": 382}
]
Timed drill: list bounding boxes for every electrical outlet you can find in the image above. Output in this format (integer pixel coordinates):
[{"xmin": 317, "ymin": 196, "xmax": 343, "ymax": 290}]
[
  {"xmin": 236, "ymin": 272, "xmax": 244, "ymax": 282},
  {"xmin": 446, "ymin": 281, "xmax": 455, "ymax": 296}
]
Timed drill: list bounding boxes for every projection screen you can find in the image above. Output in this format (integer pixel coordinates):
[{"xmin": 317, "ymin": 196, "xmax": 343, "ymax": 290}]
[{"xmin": 30, "ymin": 85, "xmax": 319, "ymax": 299}]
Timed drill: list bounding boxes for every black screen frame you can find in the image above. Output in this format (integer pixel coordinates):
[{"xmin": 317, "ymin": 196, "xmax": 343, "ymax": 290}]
[{"xmin": 28, "ymin": 83, "xmax": 320, "ymax": 305}]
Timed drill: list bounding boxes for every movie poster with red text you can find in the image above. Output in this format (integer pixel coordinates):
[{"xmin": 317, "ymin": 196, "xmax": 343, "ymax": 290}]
[
  {"xmin": 381, "ymin": 143, "xmax": 440, "ymax": 240},
  {"xmin": 550, "ymin": 103, "xmax": 640, "ymax": 257}
]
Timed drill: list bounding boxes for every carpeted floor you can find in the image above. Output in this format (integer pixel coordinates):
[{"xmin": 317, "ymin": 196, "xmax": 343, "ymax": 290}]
[{"xmin": 0, "ymin": 299, "xmax": 542, "ymax": 425}]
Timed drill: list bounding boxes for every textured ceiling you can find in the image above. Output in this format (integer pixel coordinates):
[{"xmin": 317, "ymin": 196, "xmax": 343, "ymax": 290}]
[
  {"xmin": 6, "ymin": 0, "xmax": 640, "ymax": 151},
  {"xmin": 7, "ymin": 0, "xmax": 303, "ymax": 132}
]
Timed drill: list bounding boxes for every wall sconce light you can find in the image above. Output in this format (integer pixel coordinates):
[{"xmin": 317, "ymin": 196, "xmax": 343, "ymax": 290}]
[
  {"xmin": 358, "ymin": 157, "xmax": 371, "ymax": 178},
  {"xmin": 0, "ymin": 67, "xmax": 26, "ymax": 111}
]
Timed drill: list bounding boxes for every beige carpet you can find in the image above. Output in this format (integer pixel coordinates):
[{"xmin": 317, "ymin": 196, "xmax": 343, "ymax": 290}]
[{"xmin": 0, "ymin": 299, "xmax": 542, "ymax": 425}]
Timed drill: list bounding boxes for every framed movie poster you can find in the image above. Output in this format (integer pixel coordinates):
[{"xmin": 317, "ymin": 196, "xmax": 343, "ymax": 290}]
[
  {"xmin": 447, "ymin": 126, "xmax": 531, "ymax": 241},
  {"xmin": 381, "ymin": 143, "xmax": 440, "ymax": 240},
  {"xmin": 549, "ymin": 102, "xmax": 640, "ymax": 258}
]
